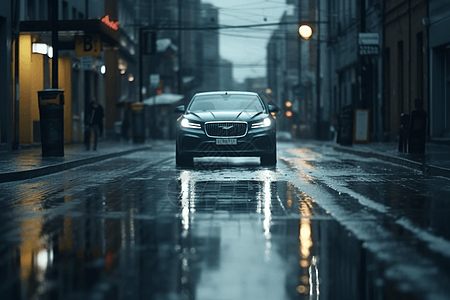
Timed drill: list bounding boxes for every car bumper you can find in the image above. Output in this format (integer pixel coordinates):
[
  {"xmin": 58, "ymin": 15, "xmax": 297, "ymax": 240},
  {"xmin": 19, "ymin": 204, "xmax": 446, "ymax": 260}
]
[{"xmin": 176, "ymin": 127, "xmax": 276, "ymax": 157}]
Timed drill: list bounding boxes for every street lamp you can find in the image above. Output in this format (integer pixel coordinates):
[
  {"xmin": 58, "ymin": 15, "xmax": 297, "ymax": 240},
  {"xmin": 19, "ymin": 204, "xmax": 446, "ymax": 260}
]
[
  {"xmin": 299, "ymin": 25, "xmax": 312, "ymax": 40},
  {"xmin": 299, "ymin": 23, "xmax": 321, "ymax": 139}
]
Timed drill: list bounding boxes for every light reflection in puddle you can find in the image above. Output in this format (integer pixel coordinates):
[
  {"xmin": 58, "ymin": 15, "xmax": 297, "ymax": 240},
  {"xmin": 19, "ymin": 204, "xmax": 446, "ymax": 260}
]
[{"xmin": 172, "ymin": 168, "xmax": 326, "ymax": 298}]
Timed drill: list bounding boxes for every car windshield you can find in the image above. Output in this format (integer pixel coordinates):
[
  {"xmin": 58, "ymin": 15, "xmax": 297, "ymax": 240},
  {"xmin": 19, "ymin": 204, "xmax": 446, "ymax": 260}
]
[{"xmin": 188, "ymin": 94, "xmax": 265, "ymax": 112}]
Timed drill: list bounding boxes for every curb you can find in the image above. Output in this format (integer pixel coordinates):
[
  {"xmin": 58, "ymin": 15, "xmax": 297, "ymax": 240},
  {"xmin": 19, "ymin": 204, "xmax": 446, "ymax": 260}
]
[
  {"xmin": 332, "ymin": 145, "xmax": 450, "ymax": 179},
  {"xmin": 0, "ymin": 146, "xmax": 152, "ymax": 184}
]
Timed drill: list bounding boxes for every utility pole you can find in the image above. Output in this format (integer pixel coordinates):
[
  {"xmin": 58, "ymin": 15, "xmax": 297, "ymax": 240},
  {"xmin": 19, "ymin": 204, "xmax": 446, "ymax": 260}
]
[
  {"xmin": 316, "ymin": 0, "xmax": 321, "ymax": 139},
  {"xmin": 52, "ymin": 0, "xmax": 59, "ymax": 89},
  {"xmin": 297, "ymin": 0, "xmax": 302, "ymax": 136},
  {"xmin": 178, "ymin": 0, "xmax": 183, "ymax": 98},
  {"xmin": 12, "ymin": 0, "xmax": 20, "ymax": 150}
]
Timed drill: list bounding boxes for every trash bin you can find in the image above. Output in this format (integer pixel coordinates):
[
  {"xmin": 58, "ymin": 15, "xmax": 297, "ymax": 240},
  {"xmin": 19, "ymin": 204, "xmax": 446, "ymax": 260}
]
[
  {"xmin": 38, "ymin": 89, "xmax": 64, "ymax": 157},
  {"xmin": 131, "ymin": 102, "xmax": 145, "ymax": 144}
]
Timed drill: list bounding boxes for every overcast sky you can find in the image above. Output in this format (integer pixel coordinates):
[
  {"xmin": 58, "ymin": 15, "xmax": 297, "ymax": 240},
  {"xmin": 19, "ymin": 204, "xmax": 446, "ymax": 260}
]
[{"xmin": 203, "ymin": 0, "xmax": 294, "ymax": 83}]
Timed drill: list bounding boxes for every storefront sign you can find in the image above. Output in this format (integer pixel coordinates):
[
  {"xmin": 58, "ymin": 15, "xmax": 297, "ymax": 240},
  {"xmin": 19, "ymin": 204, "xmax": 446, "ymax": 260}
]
[
  {"xmin": 75, "ymin": 34, "xmax": 101, "ymax": 57},
  {"xmin": 101, "ymin": 15, "xmax": 119, "ymax": 31}
]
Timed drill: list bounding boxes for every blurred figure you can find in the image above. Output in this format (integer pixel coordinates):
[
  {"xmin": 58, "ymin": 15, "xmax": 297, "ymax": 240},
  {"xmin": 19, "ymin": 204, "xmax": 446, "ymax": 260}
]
[{"xmin": 87, "ymin": 99, "xmax": 104, "ymax": 150}]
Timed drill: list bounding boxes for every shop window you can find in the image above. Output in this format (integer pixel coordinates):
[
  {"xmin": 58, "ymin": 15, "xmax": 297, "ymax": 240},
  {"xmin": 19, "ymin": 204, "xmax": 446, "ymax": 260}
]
[
  {"xmin": 72, "ymin": 8, "xmax": 77, "ymax": 20},
  {"xmin": 27, "ymin": 0, "xmax": 36, "ymax": 20},
  {"xmin": 62, "ymin": 1, "xmax": 68, "ymax": 20}
]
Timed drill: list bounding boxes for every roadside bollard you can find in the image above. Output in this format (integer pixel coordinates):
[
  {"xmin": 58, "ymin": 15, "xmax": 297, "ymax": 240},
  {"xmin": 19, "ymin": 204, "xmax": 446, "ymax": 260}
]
[
  {"xmin": 131, "ymin": 102, "xmax": 145, "ymax": 144},
  {"xmin": 408, "ymin": 99, "xmax": 427, "ymax": 154},
  {"xmin": 398, "ymin": 113, "xmax": 410, "ymax": 153},
  {"xmin": 338, "ymin": 104, "xmax": 354, "ymax": 146}
]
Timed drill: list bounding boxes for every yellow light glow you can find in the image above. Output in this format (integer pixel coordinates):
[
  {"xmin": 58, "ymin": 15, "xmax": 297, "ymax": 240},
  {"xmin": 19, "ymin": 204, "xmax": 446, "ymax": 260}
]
[
  {"xmin": 297, "ymin": 285, "xmax": 308, "ymax": 294},
  {"xmin": 285, "ymin": 101, "xmax": 292, "ymax": 108},
  {"xmin": 299, "ymin": 25, "xmax": 313, "ymax": 39},
  {"xmin": 300, "ymin": 259, "xmax": 309, "ymax": 268}
]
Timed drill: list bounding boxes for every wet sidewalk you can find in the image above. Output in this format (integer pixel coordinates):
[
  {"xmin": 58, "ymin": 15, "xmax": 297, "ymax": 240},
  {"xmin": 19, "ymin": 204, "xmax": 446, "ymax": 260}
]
[
  {"xmin": 328, "ymin": 141, "xmax": 450, "ymax": 179},
  {"xmin": 0, "ymin": 139, "xmax": 449, "ymax": 183},
  {"xmin": 0, "ymin": 140, "xmax": 152, "ymax": 183}
]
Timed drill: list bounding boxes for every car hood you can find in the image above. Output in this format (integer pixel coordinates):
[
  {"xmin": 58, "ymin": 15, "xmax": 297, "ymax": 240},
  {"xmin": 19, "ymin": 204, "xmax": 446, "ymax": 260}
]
[{"xmin": 185, "ymin": 111, "xmax": 267, "ymax": 122}]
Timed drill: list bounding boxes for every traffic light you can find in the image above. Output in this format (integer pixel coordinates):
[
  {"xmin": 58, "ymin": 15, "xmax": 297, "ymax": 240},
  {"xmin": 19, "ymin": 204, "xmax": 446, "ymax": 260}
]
[{"xmin": 285, "ymin": 101, "xmax": 293, "ymax": 117}]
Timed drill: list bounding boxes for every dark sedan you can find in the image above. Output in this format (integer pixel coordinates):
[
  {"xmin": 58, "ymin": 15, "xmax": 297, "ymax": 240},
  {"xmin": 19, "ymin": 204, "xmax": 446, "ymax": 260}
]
[{"xmin": 175, "ymin": 91, "xmax": 278, "ymax": 167}]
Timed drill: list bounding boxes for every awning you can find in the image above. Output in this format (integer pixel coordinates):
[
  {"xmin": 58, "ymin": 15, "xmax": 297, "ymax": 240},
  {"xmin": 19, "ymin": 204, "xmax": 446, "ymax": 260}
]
[
  {"xmin": 20, "ymin": 19, "xmax": 120, "ymax": 47},
  {"xmin": 143, "ymin": 93, "xmax": 184, "ymax": 106}
]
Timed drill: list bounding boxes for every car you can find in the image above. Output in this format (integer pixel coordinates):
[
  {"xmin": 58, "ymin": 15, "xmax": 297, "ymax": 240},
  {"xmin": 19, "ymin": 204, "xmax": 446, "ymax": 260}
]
[{"xmin": 174, "ymin": 91, "xmax": 278, "ymax": 167}]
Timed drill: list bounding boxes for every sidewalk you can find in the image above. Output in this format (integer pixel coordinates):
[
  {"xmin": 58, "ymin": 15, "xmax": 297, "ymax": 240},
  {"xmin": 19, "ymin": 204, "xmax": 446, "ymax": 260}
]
[
  {"xmin": 328, "ymin": 141, "xmax": 450, "ymax": 179},
  {"xmin": 0, "ymin": 139, "xmax": 449, "ymax": 183},
  {"xmin": 0, "ymin": 140, "xmax": 152, "ymax": 183}
]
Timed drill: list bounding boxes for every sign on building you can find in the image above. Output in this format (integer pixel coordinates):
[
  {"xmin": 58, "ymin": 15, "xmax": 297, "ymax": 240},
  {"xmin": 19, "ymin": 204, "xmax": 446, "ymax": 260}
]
[
  {"xmin": 358, "ymin": 33, "xmax": 379, "ymax": 56},
  {"xmin": 75, "ymin": 34, "xmax": 101, "ymax": 57},
  {"xmin": 80, "ymin": 56, "xmax": 93, "ymax": 70}
]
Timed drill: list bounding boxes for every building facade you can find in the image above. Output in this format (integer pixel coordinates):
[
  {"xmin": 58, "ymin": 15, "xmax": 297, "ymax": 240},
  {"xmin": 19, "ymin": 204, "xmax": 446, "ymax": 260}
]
[
  {"xmin": 269, "ymin": 0, "xmax": 431, "ymax": 143},
  {"xmin": 0, "ymin": 0, "xmax": 12, "ymax": 148},
  {"xmin": 384, "ymin": 0, "xmax": 428, "ymax": 141},
  {"xmin": 428, "ymin": 0, "xmax": 450, "ymax": 140}
]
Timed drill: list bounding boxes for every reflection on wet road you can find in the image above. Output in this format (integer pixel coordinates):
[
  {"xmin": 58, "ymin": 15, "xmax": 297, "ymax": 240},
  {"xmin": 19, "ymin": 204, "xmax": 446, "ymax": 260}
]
[{"xmin": 1, "ymin": 141, "xmax": 450, "ymax": 300}]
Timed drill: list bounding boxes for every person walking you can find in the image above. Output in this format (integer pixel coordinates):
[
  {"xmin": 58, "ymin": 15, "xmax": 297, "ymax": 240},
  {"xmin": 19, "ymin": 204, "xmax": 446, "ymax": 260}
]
[{"xmin": 86, "ymin": 99, "xmax": 104, "ymax": 150}]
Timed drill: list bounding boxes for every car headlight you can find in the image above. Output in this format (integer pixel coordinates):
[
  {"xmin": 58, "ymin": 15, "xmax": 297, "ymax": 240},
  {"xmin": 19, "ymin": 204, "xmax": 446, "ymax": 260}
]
[
  {"xmin": 181, "ymin": 118, "xmax": 201, "ymax": 129},
  {"xmin": 252, "ymin": 117, "xmax": 271, "ymax": 128}
]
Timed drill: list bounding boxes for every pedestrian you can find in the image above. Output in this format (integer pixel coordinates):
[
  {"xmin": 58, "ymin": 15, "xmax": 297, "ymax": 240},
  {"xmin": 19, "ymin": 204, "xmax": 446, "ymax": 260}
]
[{"xmin": 86, "ymin": 99, "xmax": 104, "ymax": 151}]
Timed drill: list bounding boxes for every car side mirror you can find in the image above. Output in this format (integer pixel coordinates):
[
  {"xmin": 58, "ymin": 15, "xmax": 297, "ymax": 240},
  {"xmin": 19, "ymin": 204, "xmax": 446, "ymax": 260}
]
[
  {"xmin": 268, "ymin": 104, "xmax": 279, "ymax": 113},
  {"xmin": 174, "ymin": 105, "xmax": 185, "ymax": 113}
]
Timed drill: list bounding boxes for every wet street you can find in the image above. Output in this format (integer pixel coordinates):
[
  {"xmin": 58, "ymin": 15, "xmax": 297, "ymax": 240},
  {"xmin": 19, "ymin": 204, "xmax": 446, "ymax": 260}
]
[{"xmin": 1, "ymin": 141, "xmax": 450, "ymax": 300}]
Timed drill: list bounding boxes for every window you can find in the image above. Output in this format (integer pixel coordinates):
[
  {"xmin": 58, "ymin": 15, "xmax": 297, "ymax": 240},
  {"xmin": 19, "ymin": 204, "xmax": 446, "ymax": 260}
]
[
  {"xmin": 27, "ymin": 0, "xmax": 35, "ymax": 20},
  {"xmin": 39, "ymin": 0, "xmax": 46, "ymax": 20},
  {"xmin": 398, "ymin": 41, "xmax": 404, "ymax": 113},
  {"xmin": 62, "ymin": 1, "xmax": 68, "ymax": 20},
  {"xmin": 416, "ymin": 32, "xmax": 424, "ymax": 100}
]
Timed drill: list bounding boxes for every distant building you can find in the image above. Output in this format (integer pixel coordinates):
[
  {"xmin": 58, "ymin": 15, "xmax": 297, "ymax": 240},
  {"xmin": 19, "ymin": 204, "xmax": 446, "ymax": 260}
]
[
  {"xmin": 219, "ymin": 59, "xmax": 233, "ymax": 90},
  {"xmin": 267, "ymin": 9, "xmax": 300, "ymax": 134},
  {"xmin": 244, "ymin": 77, "xmax": 267, "ymax": 94},
  {"xmin": 200, "ymin": 3, "xmax": 220, "ymax": 92}
]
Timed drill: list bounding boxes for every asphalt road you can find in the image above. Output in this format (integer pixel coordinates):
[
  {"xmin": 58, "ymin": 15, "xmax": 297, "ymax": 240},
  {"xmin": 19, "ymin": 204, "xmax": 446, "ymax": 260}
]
[{"xmin": 1, "ymin": 141, "xmax": 449, "ymax": 300}]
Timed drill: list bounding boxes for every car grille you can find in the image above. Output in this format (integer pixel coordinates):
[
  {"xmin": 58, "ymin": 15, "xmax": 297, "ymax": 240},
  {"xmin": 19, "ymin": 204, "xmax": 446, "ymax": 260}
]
[{"xmin": 205, "ymin": 122, "xmax": 248, "ymax": 138}]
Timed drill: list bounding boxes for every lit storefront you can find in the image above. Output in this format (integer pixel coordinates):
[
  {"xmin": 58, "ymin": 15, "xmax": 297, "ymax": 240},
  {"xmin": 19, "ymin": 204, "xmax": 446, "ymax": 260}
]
[{"xmin": 14, "ymin": 18, "xmax": 120, "ymax": 144}]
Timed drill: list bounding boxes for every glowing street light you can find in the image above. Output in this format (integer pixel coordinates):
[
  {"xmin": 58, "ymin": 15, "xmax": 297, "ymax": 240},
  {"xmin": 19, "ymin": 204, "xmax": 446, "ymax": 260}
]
[{"xmin": 299, "ymin": 25, "xmax": 313, "ymax": 40}]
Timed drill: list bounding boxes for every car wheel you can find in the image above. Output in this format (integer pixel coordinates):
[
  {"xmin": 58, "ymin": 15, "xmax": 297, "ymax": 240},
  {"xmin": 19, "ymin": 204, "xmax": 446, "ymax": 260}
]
[
  {"xmin": 260, "ymin": 151, "xmax": 277, "ymax": 166},
  {"xmin": 176, "ymin": 144, "xmax": 193, "ymax": 167}
]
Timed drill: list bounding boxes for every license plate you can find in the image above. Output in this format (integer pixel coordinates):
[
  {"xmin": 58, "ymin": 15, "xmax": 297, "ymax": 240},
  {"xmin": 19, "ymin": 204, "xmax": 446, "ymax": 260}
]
[{"xmin": 216, "ymin": 138, "xmax": 237, "ymax": 145}]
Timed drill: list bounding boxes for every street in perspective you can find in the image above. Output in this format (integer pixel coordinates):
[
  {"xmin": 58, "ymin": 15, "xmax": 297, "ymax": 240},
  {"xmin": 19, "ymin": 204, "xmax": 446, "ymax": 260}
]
[
  {"xmin": 1, "ymin": 139, "xmax": 450, "ymax": 300},
  {"xmin": 3, "ymin": 0, "xmax": 450, "ymax": 299}
]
